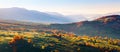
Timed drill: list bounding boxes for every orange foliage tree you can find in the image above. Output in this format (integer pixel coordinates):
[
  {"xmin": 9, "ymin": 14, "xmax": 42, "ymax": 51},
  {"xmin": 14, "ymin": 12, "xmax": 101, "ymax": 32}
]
[{"xmin": 9, "ymin": 35, "xmax": 33, "ymax": 52}]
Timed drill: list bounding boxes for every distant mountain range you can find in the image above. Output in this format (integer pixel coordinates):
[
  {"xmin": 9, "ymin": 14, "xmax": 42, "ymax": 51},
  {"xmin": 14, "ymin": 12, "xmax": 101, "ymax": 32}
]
[
  {"xmin": 0, "ymin": 7, "xmax": 73, "ymax": 24},
  {"xmin": 1, "ymin": 7, "xmax": 120, "ymax": 24}
]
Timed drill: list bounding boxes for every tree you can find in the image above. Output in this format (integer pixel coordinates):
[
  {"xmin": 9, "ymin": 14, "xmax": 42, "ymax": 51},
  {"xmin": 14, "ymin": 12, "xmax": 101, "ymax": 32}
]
[{"xmin": 9, "ymin": 35, "xmax": 40, "ymax": 52}]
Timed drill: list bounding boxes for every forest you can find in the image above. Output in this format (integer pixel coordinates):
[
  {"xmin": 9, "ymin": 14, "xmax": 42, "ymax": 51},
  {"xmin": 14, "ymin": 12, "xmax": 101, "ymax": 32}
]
[{"xmin": 0, "ymin": 30, "xmax": 120, "ymax": 52}]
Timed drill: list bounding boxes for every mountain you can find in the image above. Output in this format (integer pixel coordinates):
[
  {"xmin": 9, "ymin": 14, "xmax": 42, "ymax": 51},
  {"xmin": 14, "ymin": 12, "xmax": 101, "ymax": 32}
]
[
  {"xmin": 50, "ymin": 15, "xmax": 120, "ymax": 39},
  {"xmin": 95, "ymin": 15, "xmax": 120, "ymax": 24},
  {"xmin": 0, "ymin": 7, "xmax": 72, "ymax": 24}
]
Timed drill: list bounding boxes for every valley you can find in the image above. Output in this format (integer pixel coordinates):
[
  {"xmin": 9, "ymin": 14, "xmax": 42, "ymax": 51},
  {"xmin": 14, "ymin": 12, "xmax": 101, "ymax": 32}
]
[{"xmin": 0, "ymin": 15, "xmax": 120, "ymax": 52}]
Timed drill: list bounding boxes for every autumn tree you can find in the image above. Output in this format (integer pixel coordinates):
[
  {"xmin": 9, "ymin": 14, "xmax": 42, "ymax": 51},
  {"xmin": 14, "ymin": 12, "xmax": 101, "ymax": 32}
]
[{"xmin": 9, "ymin": 35, "xmax": 40, "ymax": 52}]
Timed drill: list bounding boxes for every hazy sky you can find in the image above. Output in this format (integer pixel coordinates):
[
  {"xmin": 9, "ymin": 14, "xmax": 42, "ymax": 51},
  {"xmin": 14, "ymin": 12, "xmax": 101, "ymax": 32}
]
[{"xmin": 0, "ymin": 0, "xmax": 120, "ymax": 15}]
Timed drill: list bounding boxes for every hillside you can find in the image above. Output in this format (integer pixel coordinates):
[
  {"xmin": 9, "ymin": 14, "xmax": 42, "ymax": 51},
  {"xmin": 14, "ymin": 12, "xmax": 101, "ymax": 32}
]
[{"xmin": 50, "ymin": 15, "xmax": 120, "ymax": 39}]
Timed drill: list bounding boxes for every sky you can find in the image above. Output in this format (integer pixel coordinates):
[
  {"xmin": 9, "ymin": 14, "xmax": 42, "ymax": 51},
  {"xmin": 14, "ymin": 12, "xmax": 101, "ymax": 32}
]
[{"xmin": 0, "ymin": 0, "xmax": 120, "ymax": 15}]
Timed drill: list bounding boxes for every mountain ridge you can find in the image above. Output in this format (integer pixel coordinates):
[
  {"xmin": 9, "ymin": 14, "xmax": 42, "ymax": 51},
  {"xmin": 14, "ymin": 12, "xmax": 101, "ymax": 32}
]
[
  {"xmin": 50, "ymin": 15, "xmax": 120, "ymax": 39},
  {"xmin": 0, "ymin": 7, "xmax": 72, "ymax": 24}
]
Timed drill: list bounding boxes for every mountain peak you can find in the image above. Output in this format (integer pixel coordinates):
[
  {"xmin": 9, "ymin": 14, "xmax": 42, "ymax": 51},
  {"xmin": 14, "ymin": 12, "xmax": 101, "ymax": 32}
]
[{"xmin": 95, "ymin": 15, "xmax": 120, "ymax": 24}]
